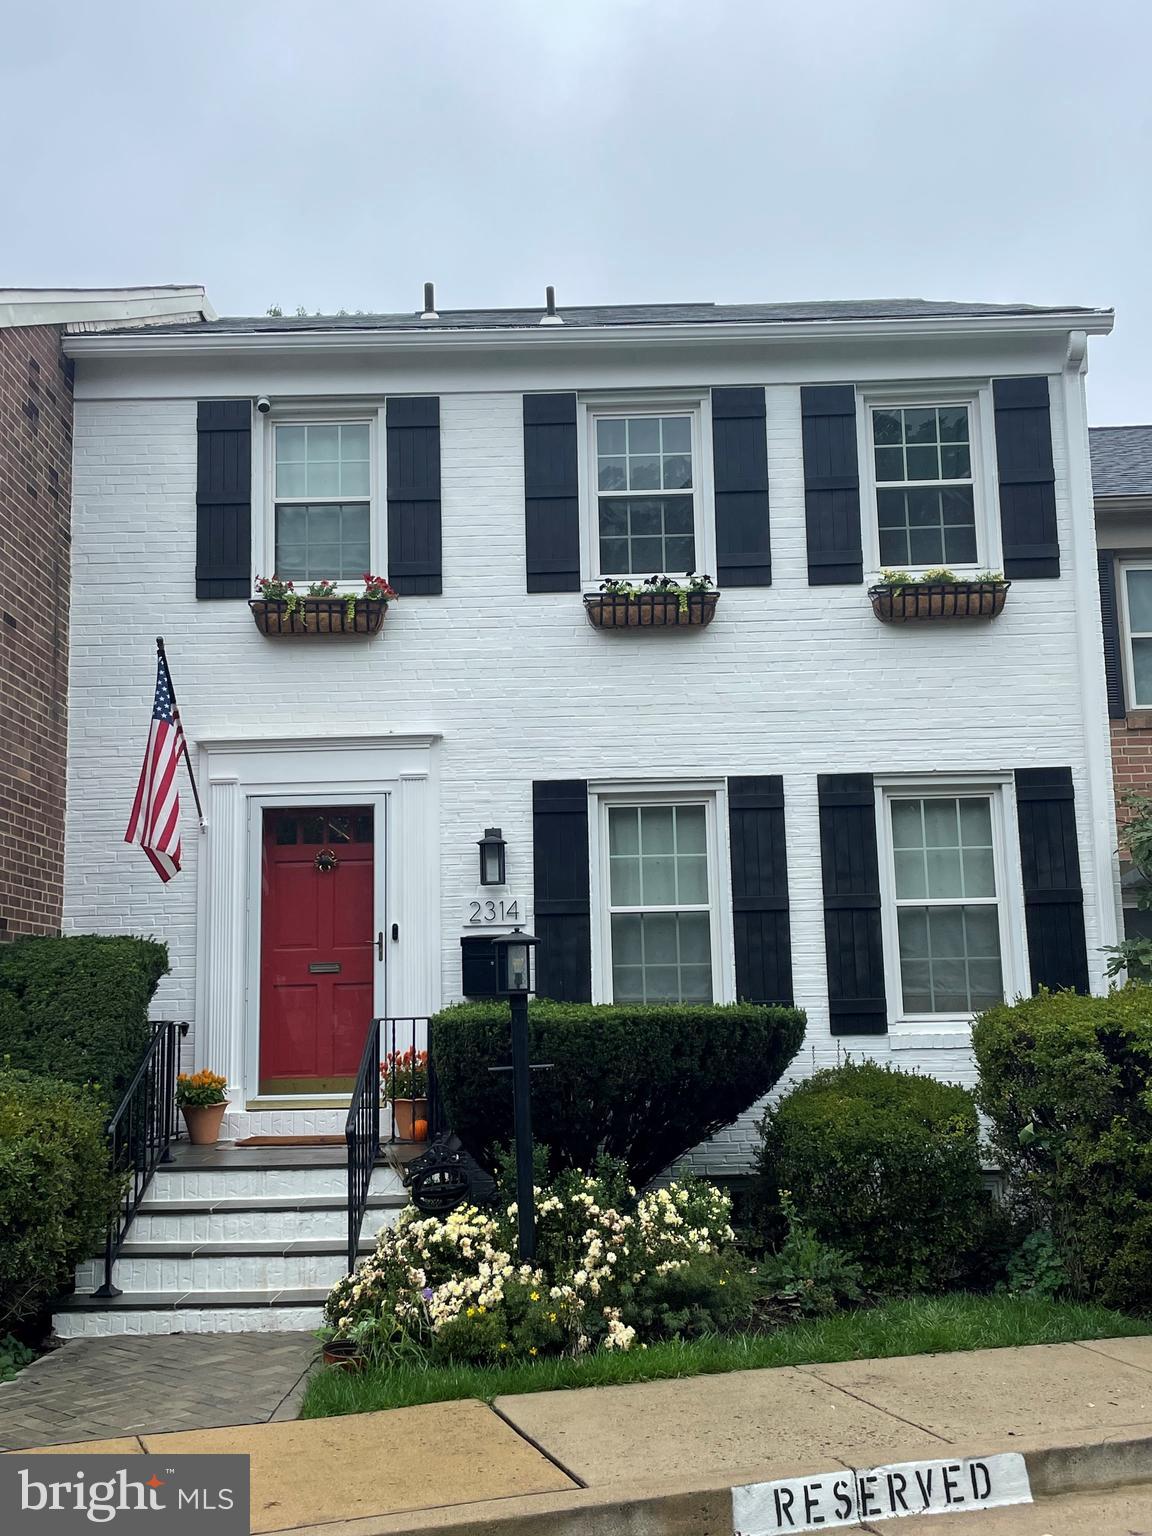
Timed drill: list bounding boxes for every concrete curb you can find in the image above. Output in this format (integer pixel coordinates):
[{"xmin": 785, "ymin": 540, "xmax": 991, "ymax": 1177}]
[{"xmin": 287, "ymin": 1428, "xmax": 1152, "ymax": 1536}]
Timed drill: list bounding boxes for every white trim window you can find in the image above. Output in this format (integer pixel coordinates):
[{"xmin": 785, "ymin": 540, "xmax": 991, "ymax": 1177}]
[
  {"xmin": 877, "ymin": 783, "xmax": 1023, "ymax": 1022},
  {"xmin": 272, "ymin": 421, "xmax": 374, "ymax": 581},
  {"xmin": 1120, "ymin": 562, "xmax": 1152, "ymax": 707},
  {"xmin": 590, "ymin": 788, "xmax": 730, "ymax": 1004},
  {"xmin": 860, "ymin": 386, "xmax": 999, "ymax": 575},
  {"xmin": 581, "ymin": 399, "xmax": 712, "ymax": 582}
]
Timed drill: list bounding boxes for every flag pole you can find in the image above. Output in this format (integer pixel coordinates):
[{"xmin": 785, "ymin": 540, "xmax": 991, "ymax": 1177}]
[{"xmin": 156, "ymin": 636, "xmax": 207, "ymax": 831}]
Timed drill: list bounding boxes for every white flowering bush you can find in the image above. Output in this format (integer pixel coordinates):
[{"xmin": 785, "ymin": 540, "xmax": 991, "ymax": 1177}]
[{"xmin": 323, "ymin": 1164, "xmax": 750, "ymax": 1363}]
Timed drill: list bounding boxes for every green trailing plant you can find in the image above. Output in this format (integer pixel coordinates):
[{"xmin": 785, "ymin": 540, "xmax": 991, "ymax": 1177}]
[
  {"xmin": 254, "ymin": 573, "xmax": 398, "ymax": 627},
  {"xmin": 1103, "ymin": 792, "xmax": 1152, "ymax": 980},
  {"xmin": 0, "ymin": 936, "xmax": 168, "ymax": 1103},
  {"xmin": 431, "ymin": 1001, "xmax": 805, "ymax": 1185},
  {"xmin": 973, "ymin": 985, "xmax": 1152, "ymax": 1310},
  {"xmin": 0, "ymin": 1069, "xmax": 120, "ymax": 1329},
  {"xmin": 0, "ymin": 1333, "xmax": 36, "ymax": 1383},
  {"xmin": 875, "ymin": 568, "xmax": 1005, "ymax": 588},
  {"xmin": 758, "ymin": 1060, "xmax": 991, "ymax": 1294},
  {"xmin": 597, "ymin": 572, "xmax": 717, "ymax": 614}
]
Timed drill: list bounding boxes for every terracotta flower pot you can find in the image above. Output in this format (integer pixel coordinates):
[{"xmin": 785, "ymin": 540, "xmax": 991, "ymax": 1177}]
[
  {"xmin": 181, "ymin": 1101, "xmax": 228, "ymax": 1145},
  {"xmin": 323, "ymin": 1338, "xmax": 364, "ymax": 1371},
  {"xmin": 391, "ymin": 1097, "xmax": 429, "ymax": 1141}
]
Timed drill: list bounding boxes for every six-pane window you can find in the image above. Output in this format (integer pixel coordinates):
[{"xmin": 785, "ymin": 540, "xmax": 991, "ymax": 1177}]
[
  {"xmin": 274, "ymin": 423, "xmax": 371, "ymax": 579},
  {"xmin": 890, "ymin": 795, "xmax": 1004, "ymax": 1015},
  {"xmin": 872, "ymin": 405, "xmax": 977, "ymax": 567},
  {"xmin": 1124, "ymin": 567, "xmax": 1152, "ymax": 707},
  {"xmin": 595, "ymin": 414, "xmax": 695, "ymax": 575},
  {"xmin": 607, "ymin": 803, "xmax": 712, "ymax": 1003}
]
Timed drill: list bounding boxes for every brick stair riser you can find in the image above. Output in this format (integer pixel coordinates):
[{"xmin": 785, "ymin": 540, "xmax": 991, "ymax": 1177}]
[
  {"xmin": 53, "ymin": 1305, "xmax": 325, "ymax": 1338},
  {"xmin": 126, "ymin": 1204, "xmax": 399, "ymax": 1245},
  {"xmin": 74, "ymin": 1252, "xmax": 358, "ymax": 1295},
  {"xmin": 147, "ymin": 1165, "xmax": 403, "ymax": 1202}
]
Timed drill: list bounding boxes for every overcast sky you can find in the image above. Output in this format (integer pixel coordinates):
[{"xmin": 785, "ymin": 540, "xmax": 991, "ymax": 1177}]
[{"xmin": 4, "ymin": 0, "xmax": 1149, "ymax": 422}]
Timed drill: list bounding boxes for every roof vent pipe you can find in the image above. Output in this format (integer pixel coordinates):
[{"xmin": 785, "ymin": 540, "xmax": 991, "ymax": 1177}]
[
  {"xmin": 420, "ymin": 282, "xmax": 438, "ymax": 321},
  {"xmin": 539, "ymin": 285, "xmax": 564, "ymax": 326}
]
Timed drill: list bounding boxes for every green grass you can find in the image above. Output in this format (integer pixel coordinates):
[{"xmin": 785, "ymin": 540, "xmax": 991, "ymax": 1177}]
[{"xmin": 299, "ymin": 1293, "xmax": 1151, "ymax": 1419}]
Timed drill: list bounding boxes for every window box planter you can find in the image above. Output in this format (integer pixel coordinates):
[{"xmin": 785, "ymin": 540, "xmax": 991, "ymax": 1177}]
[
  {"xmin": 869, "ymin": 580, "xmax": 1010, "ymax": 623},
  {"xmin": 584, "ymin": 591, "xmax": 719, "ymax": 630},
  {"xmin": 249, "ymin": 598, "xmax": 388, "ymax": 636}
]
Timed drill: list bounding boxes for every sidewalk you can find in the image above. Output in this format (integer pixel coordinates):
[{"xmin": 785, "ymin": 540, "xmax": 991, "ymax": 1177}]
[{"xmin": 8, "ymin": 1337, "xmax": 1152, "ymax": 1533}]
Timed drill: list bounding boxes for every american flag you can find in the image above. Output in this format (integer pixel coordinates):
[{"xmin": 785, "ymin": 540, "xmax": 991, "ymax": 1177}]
[{"xmin": 124, "ymin": 650, "xmax": 186, "ymax": 881}]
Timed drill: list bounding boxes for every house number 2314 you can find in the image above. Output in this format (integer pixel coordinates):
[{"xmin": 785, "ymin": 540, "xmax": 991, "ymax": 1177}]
[{"xmin": 467, "ymin": 898, "xmax": 522, "ymax": 925}]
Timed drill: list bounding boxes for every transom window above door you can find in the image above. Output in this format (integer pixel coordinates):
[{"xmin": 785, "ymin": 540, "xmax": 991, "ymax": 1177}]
[
  {"xmin": 871, "ymin": 405, "xmax": 978, "ymax": 568},
  {"xmin": 594, "ymin": 412, "xmax": 697, "ymax": 576},
  {"xmin": 274, "ymin": 422, "xmax": 372, "ymax": 580},
  {"xmin": 887, "ymin": 794, "xmax": 1004, "ymax": 1016}
]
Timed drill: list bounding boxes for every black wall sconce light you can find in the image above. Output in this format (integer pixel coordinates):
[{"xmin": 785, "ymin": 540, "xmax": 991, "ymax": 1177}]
[{"xmin": 478, "ymin": 827, "xmax": 507, "ymax": 886}]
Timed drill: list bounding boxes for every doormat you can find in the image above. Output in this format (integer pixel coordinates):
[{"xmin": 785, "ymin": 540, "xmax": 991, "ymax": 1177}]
[{"xmin": 235, "ymin": 1135, "xmax": 346, "ymax": 1147}]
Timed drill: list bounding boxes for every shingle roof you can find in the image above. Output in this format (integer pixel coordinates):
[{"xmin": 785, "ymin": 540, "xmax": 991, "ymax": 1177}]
[
  {"xmin": 1090, "ymin": 426, "xmax": 1152, "ymax": 498},
  {"xmin": 93, "ymin": 297, "xmax": 1102, "ymax": 339}
]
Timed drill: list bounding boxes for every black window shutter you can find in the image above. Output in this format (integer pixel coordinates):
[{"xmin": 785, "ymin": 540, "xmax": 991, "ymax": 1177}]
[
  {"xmin": 1014, "ymin": 767, "xmax": 1090, "ymax": 994},
  {"xmin": 196, "ymin": 401, "xmax": 251, "ymax": 598},
  {"xmin": 711, "ymin": 388, "xmax": 771, "ymax": 586},
  {"xmin": 818, "ymin": 774, "xmax": 887, "ymax": 1034},
  {"xmin": 728, "ymin": 776, "xmax": 792, "ymax": 1003},
  {"xmin": 386, "ymin": 397, "xmax": 441, "ymax": 595},
  {"xmin": 532, "ymin": 780, "xmax": 591, "ymax": 1001},
  {"xmin": 524, "ymin": 394, "xmax": 580, "ymax": 593},
  {"xmin": 1098, "ymin": 550, "xmax": 1127, "ymax": 719},
  {"xmin": 802, "ymin": 386, "xmax": 862, "ymax": 585},
  {"xmin": 993, "ymin": 377, "xmax": 1059, "ymax": 579}
]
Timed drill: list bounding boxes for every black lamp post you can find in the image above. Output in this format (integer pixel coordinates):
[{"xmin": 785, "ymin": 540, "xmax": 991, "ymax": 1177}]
[
  {"xmin": 491, "ymin": 927, "xmax": 539, "ymax": 1260},
  {"xmin": 477, "ymin": 828, "xmax": 507, "ymax": 886}
]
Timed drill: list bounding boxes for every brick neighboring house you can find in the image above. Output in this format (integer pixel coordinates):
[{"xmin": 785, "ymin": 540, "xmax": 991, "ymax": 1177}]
[
  {"xmin": 1092, "ymin": 423, "xmax": 1152, "ymax": 937},
  {"xmin": 0, "ymin": 288, "xmax": 215, "ymax": 939}
]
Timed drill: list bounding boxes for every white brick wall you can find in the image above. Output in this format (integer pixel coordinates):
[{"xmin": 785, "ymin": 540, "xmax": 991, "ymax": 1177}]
[{"xmin": 64, "ymin": 346, "xmax": 1117, "ymax": 1172}]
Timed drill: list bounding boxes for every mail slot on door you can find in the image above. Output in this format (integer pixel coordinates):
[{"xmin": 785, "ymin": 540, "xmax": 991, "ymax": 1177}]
[{"xmin": 308, "ymin": 962, "xmax": 342, "ymax": 974}]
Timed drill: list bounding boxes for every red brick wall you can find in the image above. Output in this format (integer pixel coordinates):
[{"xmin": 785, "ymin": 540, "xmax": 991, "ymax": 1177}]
[
  {"xmin": 1111, "ymin": 714, "xmax": 1152, "ymax": 839},
  {"xmin": 0, "ymin": 324, "xmax": 72, "ymax": 938}
]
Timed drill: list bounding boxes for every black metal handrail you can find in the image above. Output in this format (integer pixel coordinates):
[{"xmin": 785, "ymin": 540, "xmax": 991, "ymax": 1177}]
[
  {"xmin": 94, "ymin": 1019, "xmax": 188, "ymax": 1298},
  {"xmin": 345, "ymin": 1017, "xmax": 382, "ymax": 1275}
]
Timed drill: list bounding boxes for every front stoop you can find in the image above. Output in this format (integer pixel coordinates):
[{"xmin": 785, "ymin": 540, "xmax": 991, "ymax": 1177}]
[{"xmin": 53, "ymin": 1146, "xmax": 407, "ymax": 1338}]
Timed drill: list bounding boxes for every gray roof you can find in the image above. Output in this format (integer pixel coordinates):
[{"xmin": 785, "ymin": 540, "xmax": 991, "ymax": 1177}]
[
  {"xmin": 1091, "ymin": 426, "xmax": 1152, "ymax": 498},
  {"xmin": 94, "ymin": 296, "xmax": 1102, "ymax": 339}
]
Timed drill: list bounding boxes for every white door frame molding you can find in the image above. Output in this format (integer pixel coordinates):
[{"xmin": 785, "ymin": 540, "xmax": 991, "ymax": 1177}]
[{"xmin": 192, "ymin": 733, "xmax": 441, "ymax": 1106}]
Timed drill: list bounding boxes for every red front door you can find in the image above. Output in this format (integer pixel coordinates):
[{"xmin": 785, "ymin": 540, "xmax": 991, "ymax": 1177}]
[{"xmin": 259, "ymin": 807, "xmax": 375, "ymax": 1095}]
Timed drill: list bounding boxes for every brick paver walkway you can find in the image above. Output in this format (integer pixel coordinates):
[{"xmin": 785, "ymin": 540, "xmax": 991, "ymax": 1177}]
[{"xmin": 0, "ymin": 1333, "xmax": 317, "ymax": 1450}]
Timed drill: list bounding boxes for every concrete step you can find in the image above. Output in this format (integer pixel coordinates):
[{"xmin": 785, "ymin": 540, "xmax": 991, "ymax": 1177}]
[
  {"xmin": 128, "ymin": 1193, "xmax": 405, "ymax": 1245},
  {"xmin": 147, "ymin": 1161, "xmax": 404, "ymax": 1202},
  {"xmin": 52, "ymin": 1290, "xmax": 328, "ymax": 1337},
  {"xmin": 73, "ymin": 1238, "xmax": 375, "ymax": 1296}
]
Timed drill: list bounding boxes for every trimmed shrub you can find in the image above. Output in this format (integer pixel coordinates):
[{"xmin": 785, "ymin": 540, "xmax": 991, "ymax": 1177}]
[
  {"xmin": 973, "ymin": 986, "xmax": 1152, "ymax": 1310},
  {"xmin": 758, "ymin": 1061, "xmax": 990, "ymax": 1293},
  {"xmin": 430, "ymin": 1001, "xmax": 805, "ymax": 1185},
  {"xmin": 0, "ymin": 936, "xmax": 168, "ymax": 1102},
  {"xmin": 0, "ymin": 1069, "xmax": 120, "ymax": 1329}
]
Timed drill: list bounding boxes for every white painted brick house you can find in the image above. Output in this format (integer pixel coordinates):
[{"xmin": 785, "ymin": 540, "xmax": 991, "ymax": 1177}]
[{"xmin": 55, "ymin": 296, "xmax": 1122, "ymax": 1333}]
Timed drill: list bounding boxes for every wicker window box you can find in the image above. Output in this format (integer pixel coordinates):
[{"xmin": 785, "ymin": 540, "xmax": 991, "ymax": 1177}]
[
  {"xmin": 869, "ymin": 581, "xmax": 1010, "ymax": 624},
  {"xmin": 249, "ymin": 598, "xmax": 389, "ymax": 636},
  {"xmin": 584, "ymin": 591, "xmax": 719, "ymax": 630}
]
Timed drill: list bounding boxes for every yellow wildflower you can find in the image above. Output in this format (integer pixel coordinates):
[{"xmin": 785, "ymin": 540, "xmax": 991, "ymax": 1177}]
[
  {"xmin": 529, "ymin": 1346, "xmax": 538, "ymax": 1356},
  {"xmin": 530, "ymin": 1290, "xmax": 540, "ymax": 1301}
]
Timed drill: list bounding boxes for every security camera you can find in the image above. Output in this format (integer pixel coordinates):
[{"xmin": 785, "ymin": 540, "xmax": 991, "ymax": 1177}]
[{"xmin": 255, "ymin": 396, "xmax": 272, "ymax": 415}]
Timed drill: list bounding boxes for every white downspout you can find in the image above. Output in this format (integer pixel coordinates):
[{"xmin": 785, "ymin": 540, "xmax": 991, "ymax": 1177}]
[{"xmin": 1062, "ymin": 330, "xmax": 1122, "ymax": 986}]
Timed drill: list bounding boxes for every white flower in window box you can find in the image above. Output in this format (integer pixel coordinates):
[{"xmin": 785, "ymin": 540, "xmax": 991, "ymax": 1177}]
[
  {"xmin": 869, "ymin": 569, "xmax": 1010, "ymax": 623},
  {"xmin": 584, "ymin": 573, "xmax": 719, "ymax": 630}
]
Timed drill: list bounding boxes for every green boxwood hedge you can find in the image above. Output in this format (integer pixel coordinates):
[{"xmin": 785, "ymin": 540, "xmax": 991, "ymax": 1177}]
[
  {"xmin": 0, "ymin": 936, "xmax": 169, "ymax": 1103},
  {"xmin": 759, "ymin": 1060, "xmax": 992, "ymax": 1293},
  {"xmin": 0, "ymin": 1069, "xmax": 120, "ymax": 1329},
  {"xmin": 973, "ymin": 986, "xmax": 1152, "ymax": 1310},
  {"xmin": 430, "ymin": 1001, "xmax": 805, "ymax": 1185}
]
